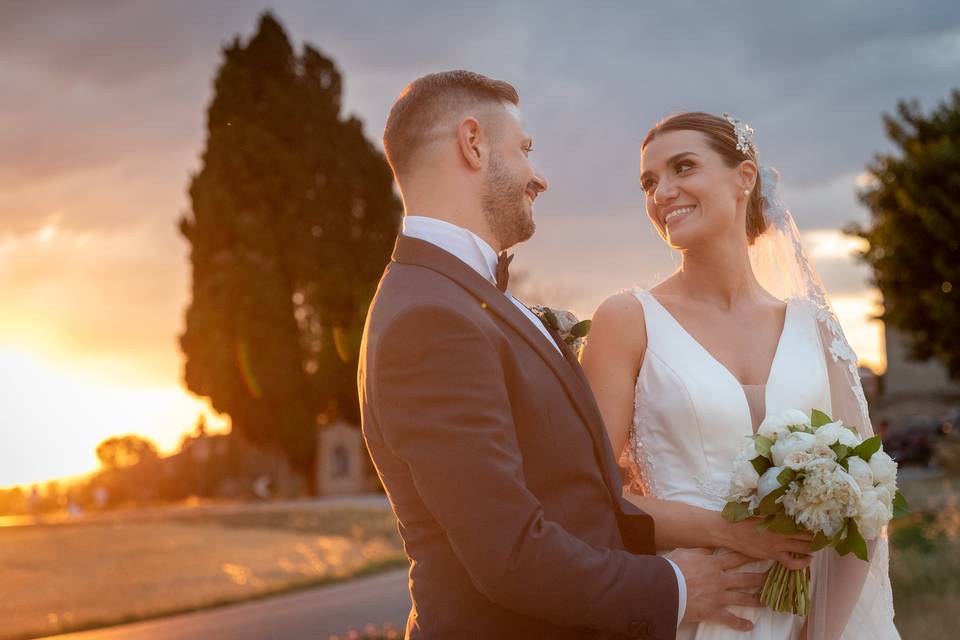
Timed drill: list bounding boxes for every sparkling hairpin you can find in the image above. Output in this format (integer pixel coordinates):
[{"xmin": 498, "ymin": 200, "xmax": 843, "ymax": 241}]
[{"xmin": 722, "ymin": 113, "xmax": 755, "ymax": 155}]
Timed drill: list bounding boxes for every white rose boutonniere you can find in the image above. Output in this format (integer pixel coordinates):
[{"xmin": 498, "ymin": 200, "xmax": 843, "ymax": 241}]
[{"xmin": 529, "ymin": 305, "xmax": 592, "ymax": 353}]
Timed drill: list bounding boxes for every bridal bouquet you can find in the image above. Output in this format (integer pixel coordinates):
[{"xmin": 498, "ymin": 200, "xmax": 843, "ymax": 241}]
[{"xmin": 721, "ymin": 409, "xmax": 907, "ymax": 615}]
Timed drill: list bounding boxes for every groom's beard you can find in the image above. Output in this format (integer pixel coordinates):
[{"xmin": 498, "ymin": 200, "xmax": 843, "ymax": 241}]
[{"xmin": 482, "ymin": 153, "xmax": 535, "ymax": 250}]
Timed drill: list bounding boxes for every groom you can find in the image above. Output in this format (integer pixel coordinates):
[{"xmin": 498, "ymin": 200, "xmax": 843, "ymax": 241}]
[{"xmin": 358, "ymin": 70, "xmax": 756, "ymax": 639}]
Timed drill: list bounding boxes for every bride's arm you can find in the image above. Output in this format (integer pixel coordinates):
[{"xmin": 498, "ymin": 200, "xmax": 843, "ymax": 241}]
[{"xmin": 580, "ymin": 293, "xmax": 812, "ymax": 569}]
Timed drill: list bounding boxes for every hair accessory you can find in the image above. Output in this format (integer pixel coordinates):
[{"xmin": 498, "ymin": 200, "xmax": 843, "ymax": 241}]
[{"xmin": 722, "ymin": 113, "xmax": 756, "ymax": 155}]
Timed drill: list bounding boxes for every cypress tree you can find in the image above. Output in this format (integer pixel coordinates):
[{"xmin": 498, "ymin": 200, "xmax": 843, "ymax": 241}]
[
  {"xmin": 855, "ymin": 90, "xmax": 960, "ymax": 377},
  {"xmin": 180, "ymin": 12, "xmax": 400, "ymax": 485}
]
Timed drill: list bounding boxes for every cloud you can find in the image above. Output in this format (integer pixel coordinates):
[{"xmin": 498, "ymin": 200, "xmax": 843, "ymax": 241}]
[
  {"xmin": 2, "ymin": 0, "xmax": 956, "ymax": 464},
  {"xmin": 0, "ymin": 219, "xmax": 189, "ymax": 386}
]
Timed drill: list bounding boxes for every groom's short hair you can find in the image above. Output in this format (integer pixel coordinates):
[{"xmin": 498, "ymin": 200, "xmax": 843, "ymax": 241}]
[{"xmin": 383, "ymin": 70, "xmax": 519, "ymax": 182}]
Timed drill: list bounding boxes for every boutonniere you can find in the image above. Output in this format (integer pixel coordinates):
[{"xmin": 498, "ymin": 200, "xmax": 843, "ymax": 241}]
[{"xmin": 529, "ymin": 305, "xmax": 592, "ymax": 353}]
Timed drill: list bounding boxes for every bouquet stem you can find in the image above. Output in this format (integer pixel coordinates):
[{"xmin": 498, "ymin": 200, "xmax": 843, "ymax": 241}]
[{"xmin": 760, "ymin": 557, "xmax": 811, "ymax": 616}]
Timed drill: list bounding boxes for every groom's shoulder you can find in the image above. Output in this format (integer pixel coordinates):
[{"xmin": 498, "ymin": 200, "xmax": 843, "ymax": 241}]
[{"xmin": 367, "ymin": 261, "xmax": 490, "ymax": 333}]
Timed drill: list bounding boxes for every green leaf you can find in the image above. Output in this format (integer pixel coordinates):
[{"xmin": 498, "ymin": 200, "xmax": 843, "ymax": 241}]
[
  {"xmin": 753, "ymin": 435, "xmax": 773, "ymax": 458},
  {"xmin": 831, "ymin": 443, "xmax": 850, "ymax": 460},
  {"xmin": 852, "ymin": 435, "xmax": 882, "ymax": 461},
  {"xmin": 831, "ymin": 521, "xmax": 849, "ymax": 553},
  {"xmin": 811, "ymin": 409, "xmax": 832, "ymax": 428},
  {"xmin": 845, "ymin": 519, "xmax": 869, "ymax": 562},
  {"xmin": 757, "ymin": 485, "xmax": 788, "ymax": 516},
  {"xmin": 777, "ymin": 468, "xmax": 797, "ymax": 485},
  {"xmin": 569, "ymin": 319, "xmax": 591, "ymax": 338},
  {"xmin": 811, "ymin": 531, "xmax": 831, "ymax": 551},
  {"xmin": 542, "ymin": 307, "xmax": 559, "ymax": 330},
  {"xmin": 722, "ymin": 501, "xmax": 752, "ymax": 523},
  {"xmin": 751, "ymin": 455, "xmax": 771, "ymax": 475},
  {"xmin": 892, "ymin": 491, "xmax": 910, "ymax": 518},
  {"xmin": 767, "ymin": 511, "xmax": 801, "ymax": 534},
  {"xmin": 756, "ymin": 514, "xmax": 775, "ymax": 532}
]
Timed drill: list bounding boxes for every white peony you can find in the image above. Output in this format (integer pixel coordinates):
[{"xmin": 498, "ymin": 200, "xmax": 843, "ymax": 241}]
[
  {"xmin": 771, "ymin": 431, "xmax": 816, "ymax": 467},
  {"xmin": 757, "ymin": 466, "xmax": 786, "ymax": 501},
  {"xmin": 846, "ymin": 456, "xmax": 875, "ymax": 491},
  {"xmin": 812, "ymin": 443, "xmax": 838, "ymax": 461},
  {"xmin": 782, "ymin": 450, "xmax": 815, "ymax": 471},
  {"xmin": 868, "ymin": 450, "xmax": 898, "ymax": 486},
  {"xmin": 782, "ymin": 460, "xmax": 862, "ymax": 536},
  {"xmin": 858, "ymin": 488, "xmax": 893, "ymax": 540}
]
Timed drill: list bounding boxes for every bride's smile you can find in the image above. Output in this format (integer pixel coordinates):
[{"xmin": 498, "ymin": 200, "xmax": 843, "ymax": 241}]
[{"xmin": 663, "ymin": 204, "xmax": 696, "ymax": 227}]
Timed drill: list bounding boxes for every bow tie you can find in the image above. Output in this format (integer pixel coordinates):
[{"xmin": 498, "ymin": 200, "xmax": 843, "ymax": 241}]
[{"xmin": 496, "ymin": 251, "xmax": 514, "ymax": 293}]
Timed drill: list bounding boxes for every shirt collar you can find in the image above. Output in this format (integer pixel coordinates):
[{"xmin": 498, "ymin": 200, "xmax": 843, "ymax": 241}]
[{"xmin": 401, "ymin": 215, "xmax": 500, "ymax": 285}]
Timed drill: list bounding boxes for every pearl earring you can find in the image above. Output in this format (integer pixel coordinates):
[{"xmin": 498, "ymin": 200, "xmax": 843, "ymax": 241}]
[{"xmin": 743, "ymin": 189, "xmax": 750, "ymax": 196}]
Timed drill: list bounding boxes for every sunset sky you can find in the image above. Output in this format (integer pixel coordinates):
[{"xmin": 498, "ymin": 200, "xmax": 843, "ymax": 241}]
[{"xmin": 2, "ymin": 1, "xmax": 959, "ymax": 488}]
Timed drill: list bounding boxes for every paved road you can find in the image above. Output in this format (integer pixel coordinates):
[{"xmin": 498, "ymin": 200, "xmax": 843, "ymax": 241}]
[{"xmin": 43, "ymin": 569, "xmax": 410, "ymax": 640}]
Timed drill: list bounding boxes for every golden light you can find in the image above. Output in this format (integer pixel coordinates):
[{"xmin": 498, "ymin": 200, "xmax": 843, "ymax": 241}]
[{"xmin": 0, "ymin": 345, "xmax": 228, "ymax": 489}]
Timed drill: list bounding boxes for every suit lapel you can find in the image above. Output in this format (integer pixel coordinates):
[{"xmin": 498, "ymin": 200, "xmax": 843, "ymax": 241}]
[
  {"xmin": 392, "ymin": 235, "xmax": 623, "ymax": 504},
  {"xmin": 541, "ymin": 323, "xmax": 626, "ymax": 500}
]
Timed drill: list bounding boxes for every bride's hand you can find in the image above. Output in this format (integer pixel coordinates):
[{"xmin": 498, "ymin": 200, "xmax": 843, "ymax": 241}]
[{"xmin": 712, "ymin": 516, "xmax": 814, "ymax": 570}]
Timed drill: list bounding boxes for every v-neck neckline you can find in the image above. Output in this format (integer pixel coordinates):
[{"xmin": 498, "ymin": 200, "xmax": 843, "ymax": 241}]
[{"xmin": 644, "ymin": 291, "xmax": 793, "ymax": 390}]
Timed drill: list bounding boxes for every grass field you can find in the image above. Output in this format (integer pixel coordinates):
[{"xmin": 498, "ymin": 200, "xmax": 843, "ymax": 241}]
[
  {"xmin": 3, "ymin": 477, "xmax": 958, "ymax": 640},
  {"xmin": 889, "ymin": 474, "xmax": 960, "ymax": 639},
  {"xmin": 0, "ymin": 506, "xmax": 406, "ymax": 640}
]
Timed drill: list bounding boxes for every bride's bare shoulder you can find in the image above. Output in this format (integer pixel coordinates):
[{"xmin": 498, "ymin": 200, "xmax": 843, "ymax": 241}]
[{"xmin": 588, "ymin": 289, "xmax": 647, "ymax": 351}]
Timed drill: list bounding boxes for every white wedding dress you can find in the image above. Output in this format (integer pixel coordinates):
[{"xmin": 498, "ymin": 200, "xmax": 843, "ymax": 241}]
[{"xmin": 622, "ymin": 287, "xmax": 899, "ymax": 640}]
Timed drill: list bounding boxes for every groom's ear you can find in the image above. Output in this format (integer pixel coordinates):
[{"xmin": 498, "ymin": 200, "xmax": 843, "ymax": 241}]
[{"xmin": 457, "ymin": 116, "xmax": 486, "ymax": 171}]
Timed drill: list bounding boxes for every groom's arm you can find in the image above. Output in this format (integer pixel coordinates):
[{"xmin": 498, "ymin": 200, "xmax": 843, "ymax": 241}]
[{"xmin": 370, "ymin": 304, "xmax": 679, "ymax": 639}]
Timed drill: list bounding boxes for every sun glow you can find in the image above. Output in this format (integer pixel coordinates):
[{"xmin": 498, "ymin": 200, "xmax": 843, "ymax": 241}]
[{"xmin": 0, "ymin": 345, "xmax": 228, "ymax": 489}]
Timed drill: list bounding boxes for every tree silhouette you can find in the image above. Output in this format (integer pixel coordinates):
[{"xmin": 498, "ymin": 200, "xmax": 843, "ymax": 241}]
[
  {"xmin": 853, "ymin": 90, "xmax": 960, "ymax": 378},
  {"xmin": 179, "ymin": 12, "xmax": 400, "ymax": 483},
  {"xmin": 96, "ymin": 435, "xmax": 159, "ymax": 469}
]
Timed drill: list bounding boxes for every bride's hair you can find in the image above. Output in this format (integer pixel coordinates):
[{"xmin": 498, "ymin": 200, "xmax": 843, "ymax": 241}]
[{"xmin": 642, "ymin": 112, "xmax": 768, "ymax": 244}]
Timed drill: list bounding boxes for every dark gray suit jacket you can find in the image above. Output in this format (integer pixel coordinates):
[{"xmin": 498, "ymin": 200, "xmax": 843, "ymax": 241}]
[{"xmin": 358, "ymin": 234, "xmax": 678, "ymax": 639}]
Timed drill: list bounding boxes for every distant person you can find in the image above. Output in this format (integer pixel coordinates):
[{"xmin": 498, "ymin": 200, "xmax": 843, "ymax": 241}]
[{"xmin": 27, "ymin": 485, "xmax": 40, "ymax": 519}]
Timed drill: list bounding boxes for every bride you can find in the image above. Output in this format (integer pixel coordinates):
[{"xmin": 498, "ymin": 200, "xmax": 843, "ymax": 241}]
[{"xmin": 580, "ymin": 112, "xmax": 898, "ymax": 639}]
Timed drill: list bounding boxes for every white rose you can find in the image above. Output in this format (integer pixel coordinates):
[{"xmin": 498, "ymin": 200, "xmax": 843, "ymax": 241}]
[
  {"xmin": 815, "ymin": 422, "xmax": 842, "ymax": 446},
  {"xmin": 873, "ymin": 483, "xmax": 895, "ymax": 509},
  {"xmin": 858, "ymin": 488, "xmax": 893, "ymax": 540},
  {"xmin": 771, "ymin": 431, "xmax": 816, "ymax": 467},
  {"xmin": 757, "ymin": 466, "xmax": 785, "ymax": 501},
  {"xmin": 758, "ymin": 416, "xmax": 790, "ymax": 443},
  {"xmin": 838, "ymin": 427, "xmax": 861, "ymax": 448},
  {"xmin": 781, "ymin": 409, "xmax": 813, "ymax": 431},
  {"xmin": 728, "ymin": 445, "xmax": 760, "ymax": 500},
  {"xmin": 868, "ymin": 451, "xmax": 898, "ymax": 486},
  {"xmin": 846, "ymin": 456, "xmax": 875, "ymax": 491},
  {"xmin": 741, "ymin": 438, "xmax": 759, "ymax": 461},
  {"xmin": 553, "ymin": 309, "xmax": 580, "ymax": 335}
]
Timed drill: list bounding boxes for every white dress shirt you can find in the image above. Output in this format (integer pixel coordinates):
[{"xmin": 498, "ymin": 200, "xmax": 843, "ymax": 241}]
[
  {"xmin": 402, "ymin": 215, "xmax": 560, "ymax": 353},
  {"xmin": 401, "ymin": 215, "xmax": 687, "ymax": 627}
]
